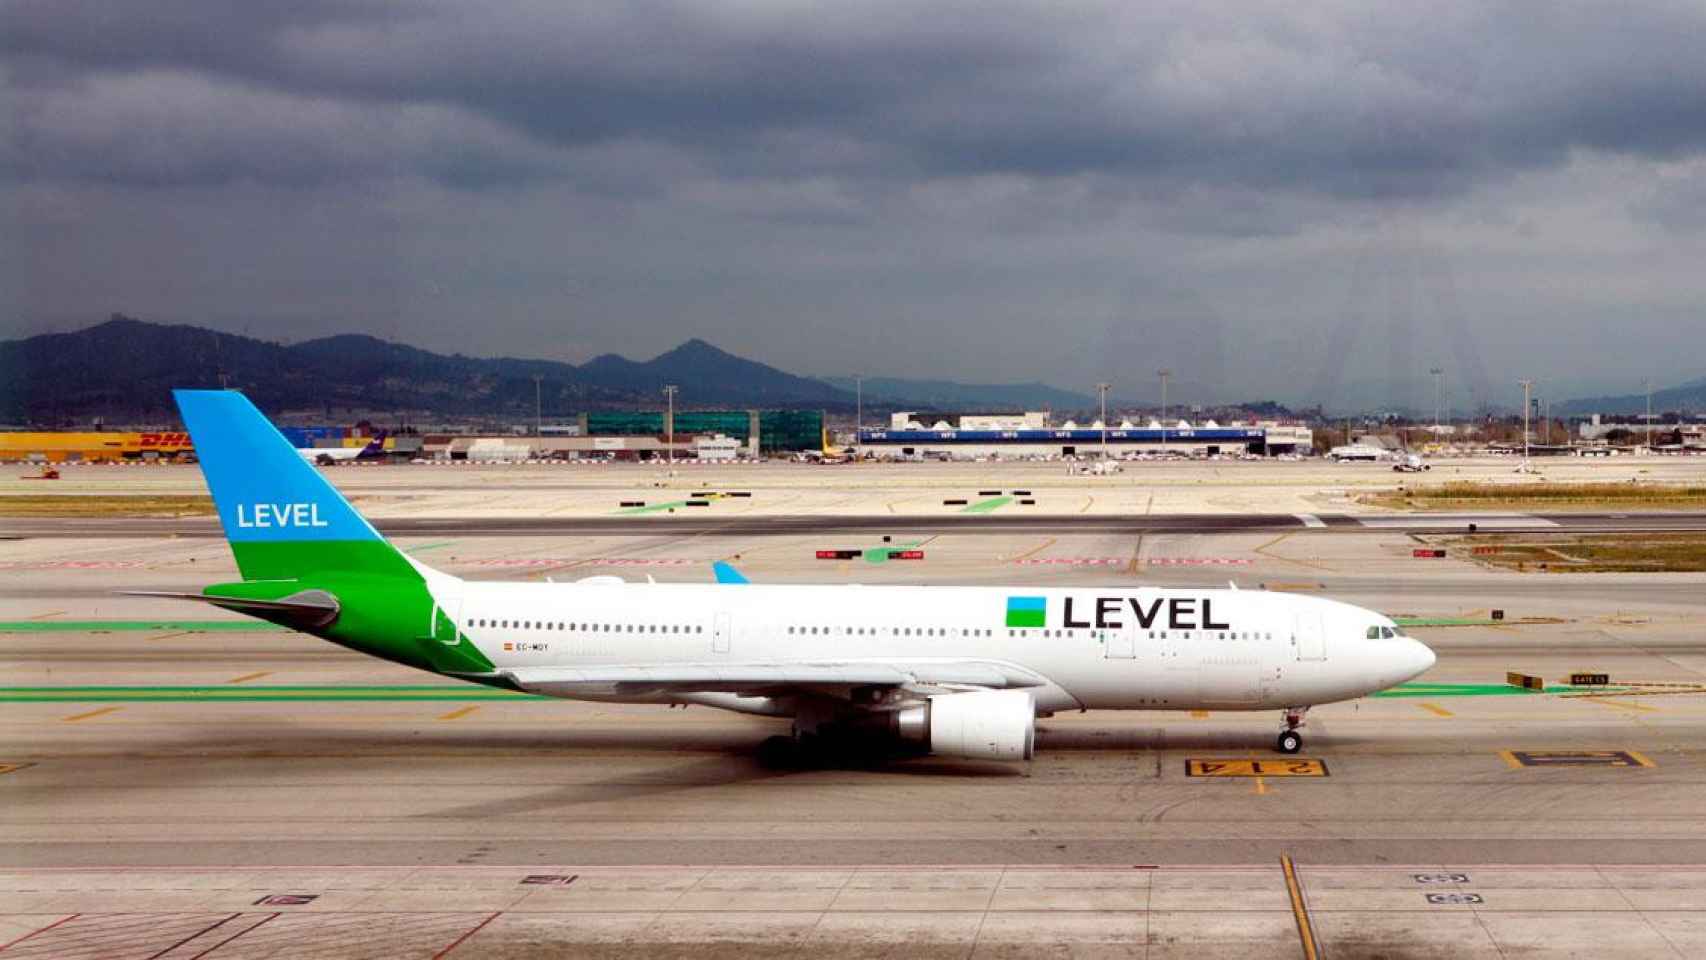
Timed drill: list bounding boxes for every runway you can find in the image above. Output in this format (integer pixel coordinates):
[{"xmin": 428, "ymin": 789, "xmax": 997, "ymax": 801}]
[{"xmin": 13, "ymin": 510, "xmax": 1706, "ymax": 539}]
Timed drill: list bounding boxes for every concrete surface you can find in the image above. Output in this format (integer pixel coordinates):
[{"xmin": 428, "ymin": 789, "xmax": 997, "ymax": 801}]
[{"xmin": 6, "ymin": 465, "xmax": 1706, "ymax": 956}]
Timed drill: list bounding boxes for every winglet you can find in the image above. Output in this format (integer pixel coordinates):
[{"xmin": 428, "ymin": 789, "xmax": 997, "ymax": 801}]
[{"xmin": 712, "ymin": 560, "xmax": 750, "ymax": 585}]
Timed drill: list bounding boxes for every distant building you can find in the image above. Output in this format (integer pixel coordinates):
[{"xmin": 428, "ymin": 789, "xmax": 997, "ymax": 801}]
[
  {"xmin": 694, "ymin": 434, "xmax": 741, "ymax": 461},
  {"xmin": 858, "ymin": 411, "xmax": 1310, "ymax": 458}
]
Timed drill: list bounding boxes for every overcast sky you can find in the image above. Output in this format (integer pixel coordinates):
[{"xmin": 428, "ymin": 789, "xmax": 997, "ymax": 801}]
[{"xmin": 4, "ymin": 1, "xmax": 1705, "ymax": 410}]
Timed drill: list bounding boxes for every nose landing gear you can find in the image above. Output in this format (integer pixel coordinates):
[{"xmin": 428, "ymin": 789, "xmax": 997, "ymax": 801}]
[{"xmin": 1276, "ymin": 707, "xmax": 1309, "ymax": 754}]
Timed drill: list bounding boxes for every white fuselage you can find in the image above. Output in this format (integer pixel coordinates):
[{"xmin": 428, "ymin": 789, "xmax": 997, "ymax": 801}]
[{"xmin": 435, "ymin": 578, "xmax": 1434, "ymax": 715}]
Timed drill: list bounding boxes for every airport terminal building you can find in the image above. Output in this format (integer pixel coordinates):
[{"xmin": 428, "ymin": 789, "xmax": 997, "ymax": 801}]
[{"xmin": 856, "ymin": 412, "xmax": 1311, "ymax": 459}]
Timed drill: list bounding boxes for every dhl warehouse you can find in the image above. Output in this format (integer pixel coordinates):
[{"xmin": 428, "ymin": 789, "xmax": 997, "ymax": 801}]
[{"xmin": 0, "ymin": 410, "xmax": 827, "ymax": 463}]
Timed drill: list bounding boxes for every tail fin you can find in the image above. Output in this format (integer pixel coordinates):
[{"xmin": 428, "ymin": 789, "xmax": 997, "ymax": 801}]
[{"xmin": 175, "ymin": 389, "xmax": 414, "ymax": 582}]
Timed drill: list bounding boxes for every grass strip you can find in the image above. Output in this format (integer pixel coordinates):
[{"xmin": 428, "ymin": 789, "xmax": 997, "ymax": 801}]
[{"xmin": 0, "ymin": 495, "xmax": 215, "ymax": 517}]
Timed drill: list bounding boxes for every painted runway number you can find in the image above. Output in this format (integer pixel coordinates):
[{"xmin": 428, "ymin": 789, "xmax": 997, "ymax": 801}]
[{"xmin": 1186, "ymin": 759, "xmax": 1329, "ymax": 777}]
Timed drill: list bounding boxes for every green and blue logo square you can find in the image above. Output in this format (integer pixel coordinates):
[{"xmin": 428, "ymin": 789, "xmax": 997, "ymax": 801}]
[{"xmin": 1005, "ymin": 595, "xmax": 1046, "ymax": 628}]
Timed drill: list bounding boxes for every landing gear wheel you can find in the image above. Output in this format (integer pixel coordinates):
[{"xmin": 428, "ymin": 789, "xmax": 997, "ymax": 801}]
[
  {"xmin": 756, "ymin": 735, "xmax": 800, "ymax": 769},
  {"xmin": 1276, "ymin": 730, "xmax": 1303, "ymax": 754}
]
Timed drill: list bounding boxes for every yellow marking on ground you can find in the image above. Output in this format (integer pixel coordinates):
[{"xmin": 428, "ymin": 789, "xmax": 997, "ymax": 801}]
[
  {"xmin": 1254, "ymin": 776, "xmax": 1268, "ymax": 795},
  {"xmin": 0, "ymin": 762, "xmax": 34, "ymax": 776},
  {"xmin": 1587, "ymin": 698, "xmax": 1659, "ymax": 713},
  {"xmin": 62, "ymin": 706, "xmax": 121, "ymax": 723},
  {"xmin": 227, "ymin": 671, "xmax": 272, "ymax": 684},
  {"xmin": 438, "ymin": 705, "xmax": 481, "ymax": 721},
  {"xmin": 1009, "ymin": 537, "xmax": 1057, "ymax": 563},
  {"xmin": 28, "ymin": 611, "xmax": 66, "ymax": 620},
  {"xmin": 1190, "ymin": 710, "xmax": 1210, "ymax": 719},
  {"xmin": 1079, "ymin": 496, "xmax": 1093, "ymax": 513},
  {"xmin": 1187, "ymin": 758, "xmax": 1327, "ymax": 777},
  {"xmin": 1417, "ymin": 702, "xmax": 1454, "ymax": 718},
  {"xmin": 147, "ymin": 631, "xmax": 194, "ymax": 643},
  {"xmin": 1498, "ymin": 750, "xmax": 1524, "ymax": 769},
  {"xmin": 1281, "ymin": 855, "xmax": 1320, "ymax": 960},
  {"xmin": 1628, "ymin": 750, "xmax": 1657, "ymax": 768}
]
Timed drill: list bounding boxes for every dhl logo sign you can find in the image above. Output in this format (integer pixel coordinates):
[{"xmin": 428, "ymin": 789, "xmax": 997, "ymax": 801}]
[{"xmin": 139, "ymin": 432, "xmax": 192, "ymax": 449}]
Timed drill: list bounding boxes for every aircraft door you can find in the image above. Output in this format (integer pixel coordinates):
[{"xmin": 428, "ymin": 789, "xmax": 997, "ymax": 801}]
[
  {"xmin": 712, "ymin": 611, "xmax": 732, "ymax": 654},
  {"xmin": 1103, "ymin": 624, "xmax": 1135, "ymax": 659},
  {"xmin": 1294, "ymin": 612, "xmax": 1326, "ymax": 661}
]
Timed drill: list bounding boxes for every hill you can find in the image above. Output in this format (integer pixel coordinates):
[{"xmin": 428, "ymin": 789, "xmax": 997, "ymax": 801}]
[{"xmin": 0, "ymin": 316, "xmax": 845, "ymax": 423}]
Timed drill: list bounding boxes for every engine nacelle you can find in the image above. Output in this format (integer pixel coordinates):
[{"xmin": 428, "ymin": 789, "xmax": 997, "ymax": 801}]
[{"xmin": 894, "ymin": 689, "xmax": 1035, "ymax": 761}]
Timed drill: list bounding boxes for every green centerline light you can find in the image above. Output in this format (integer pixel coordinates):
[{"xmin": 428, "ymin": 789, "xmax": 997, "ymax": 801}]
[
  {"xmin": 616, "ymin": 500, "xmax": 694, "ymax": 515},
  {"xmin": 1373, "ymin": 682, "xmax": 1623, "ymax": 698}
]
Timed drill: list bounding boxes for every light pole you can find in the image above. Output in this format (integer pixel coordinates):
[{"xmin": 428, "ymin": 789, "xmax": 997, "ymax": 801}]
[
  {"xmin": 1430, "ymin": 367, "xmax": 1444, "ymax": 437},
  {"xmin": 663, "ymin": 384, "xmax": 678, "ymax": 465},
  {"xmin": 1096, "ymin": 383, "xmax": 1112, "ymax": 460},
  {"xmin": 1518, "ymin": 379, "xmax": 1533, "ymax": 466},
  {"xmin": 855, "ymin": 375, "xmax": 863, "ymax": 454},
  {"xmin": 1157, "ymin": 369, "xmax": 1172, "ymax": 453},
  {"xmin": 1645, "ymin": 378, "xmax": 1654, "ymax": 450}
]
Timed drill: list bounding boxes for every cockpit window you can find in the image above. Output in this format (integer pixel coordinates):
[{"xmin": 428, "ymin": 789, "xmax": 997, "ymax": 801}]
[
  {"xmin": 1367, "ymin": 625, "xmax": 1398, "ymax": 639},
  {"xmin": 1366, "ymin": 626, "xmax": 1381, "ymax": 639}
]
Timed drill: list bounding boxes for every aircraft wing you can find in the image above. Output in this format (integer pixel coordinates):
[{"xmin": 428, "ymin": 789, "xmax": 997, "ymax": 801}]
[{"xmin": 498, "ymin": 660, "xmax": 1048, "ymax": 698}]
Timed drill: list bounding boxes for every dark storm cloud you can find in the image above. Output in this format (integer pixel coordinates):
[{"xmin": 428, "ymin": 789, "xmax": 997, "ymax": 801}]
[{"xmin": 7, "ymin": 1, "xmax": 1706, "ymax": 197}]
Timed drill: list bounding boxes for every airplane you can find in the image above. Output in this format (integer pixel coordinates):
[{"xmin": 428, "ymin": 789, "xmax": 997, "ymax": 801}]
[
  {"xmin": 144, "ymin": 389, "xmax": 1436, "ymax": 764},
  {"xmin": 296, "ymin": 431, "xmax": 386, "ymax": 466},
  {"xmin": 1326, "ymin": 442, "xmax": 1389, "ymax": 462}
]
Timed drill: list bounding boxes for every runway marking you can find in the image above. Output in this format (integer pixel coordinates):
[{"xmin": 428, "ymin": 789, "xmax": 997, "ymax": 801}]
[
  {"xmin": 961, "ymin": 496, "xmax": 1012, "ymax": 514},
  {"xmin": 61, "ymin": 706, "xmax": 121, "ymax": 723},
  {"xmin": 147, "ymin": 912, "xmax": 240, "ymax": 959},
  {"xmin": 1584, "ymin": 697, "xmax": 1659, "ymax": 713},
  {"xmin": 1008, "ymin": 537, "xmax": 1057, "ymax": 563},
  {"xmin": 186, "ymin": 912, "xmax": 279, "ymax": 959},
  {"xmin": 0, "ymin": 763, "xmax": 35, "ymax": 776},
  {"xmin": 1190, "ymin": 710, "xmax": 1210, "ymax": 719},
  {"xmin": 1255, "ymin": 776, "xmax": 1268, "ymax": 796},
  {"xmin": 1186, "ymin": 759, "xmax": 1327, "ymax": 777},
  {"xmin": 1294, "ymin": 514, "xmax": 1326, "ymax": 528},
  {"xmin": 27, "ymin": 610, "xmax": 66, "ymax": 620},
  {"xmin": 438, "ymin": 705, "xmax": 481, "ymax": 721},
  {"xmin": 1281, "ymin": 855, "xmax": 1320, "ymax": 960},
  {"xmin": 1501, "ymin": 749, "xmax": 1654, "ymax": 768},
  {"xmin": 1417, "ymin": 703, "xmax": 1455, "ymax": 718},
  {"xmin": 432, "ymin": 911, "xmax": 502, "ymax": 959},
  {"xmin": 0, "ymin": 913, "xmax": 79, "ymax": 952},
  {"xmin": 226, "ymin": 671, "xmax": 271, "ymax": 684}
]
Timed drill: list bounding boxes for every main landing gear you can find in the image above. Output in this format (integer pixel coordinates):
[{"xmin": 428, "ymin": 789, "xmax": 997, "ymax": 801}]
[{"xmin": 1275, "ymin": 707, "xmax": 1309, "ymax": 754}]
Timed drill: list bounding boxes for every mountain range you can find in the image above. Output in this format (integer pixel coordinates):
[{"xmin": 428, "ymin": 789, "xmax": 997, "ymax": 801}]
[
  {"xmin": 1559, "ymin": 377, "xmax": 1706, "ymax": 417},
  {"xmin": 0, "ymin": 316, "xmax": 1098, "ymax": 424}
]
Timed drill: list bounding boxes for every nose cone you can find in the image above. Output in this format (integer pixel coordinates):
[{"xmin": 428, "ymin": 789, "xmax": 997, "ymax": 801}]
[{"xmin": 1389, "ymin": 639, "xmax": 1436, "ymax": 686}]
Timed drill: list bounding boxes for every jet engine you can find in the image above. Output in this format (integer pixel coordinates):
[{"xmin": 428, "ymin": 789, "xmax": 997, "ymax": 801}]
[{"xmin": 893, "ymin": 689, "xmax": 1035, "ymax": 760}]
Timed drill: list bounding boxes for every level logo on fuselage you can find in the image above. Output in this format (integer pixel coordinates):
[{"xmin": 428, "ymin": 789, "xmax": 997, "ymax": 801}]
[{"xmin": 1006, "ymin": 594, "xmax": 1233, "ymax": 631}]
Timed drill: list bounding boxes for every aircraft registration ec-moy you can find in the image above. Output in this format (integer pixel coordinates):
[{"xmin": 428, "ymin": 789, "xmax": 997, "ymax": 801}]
[{"xmin": 145, "ymin": 390, "xmax": 1435, "ymax": 764}]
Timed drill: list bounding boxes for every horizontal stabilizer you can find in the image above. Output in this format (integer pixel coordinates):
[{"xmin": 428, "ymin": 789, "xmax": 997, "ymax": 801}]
[{"xmin": 123, "ymin": 588, "xmax": 340, "ymax": 630}]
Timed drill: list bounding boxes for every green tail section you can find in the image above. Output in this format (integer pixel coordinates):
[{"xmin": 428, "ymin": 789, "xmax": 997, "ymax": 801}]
[{"xmin": 175, "ymin": 389, "xmax": 494, "ymax": 676}]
